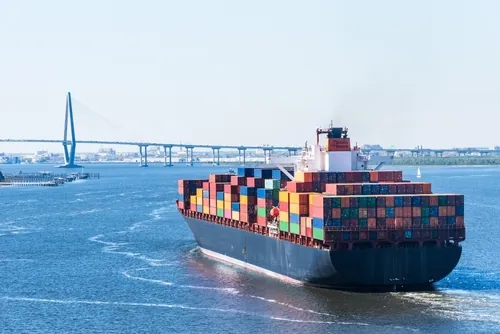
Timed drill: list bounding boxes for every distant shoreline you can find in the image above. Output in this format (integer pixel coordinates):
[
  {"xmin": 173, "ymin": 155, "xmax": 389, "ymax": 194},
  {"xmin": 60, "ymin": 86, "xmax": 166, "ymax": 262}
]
[
  {"xmin": 3, "ymin": 156, "xmax": 500, "ymax": 167},
  {"xmin": 389, "ymin": 157, "xmax": 500, "ymax": 166}
]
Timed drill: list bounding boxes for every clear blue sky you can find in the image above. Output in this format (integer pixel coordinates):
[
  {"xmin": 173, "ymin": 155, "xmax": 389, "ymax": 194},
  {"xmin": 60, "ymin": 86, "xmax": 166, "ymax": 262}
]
[{"xmin": 0, "ymin": 0, "xmax": 498, "ymax": 153}]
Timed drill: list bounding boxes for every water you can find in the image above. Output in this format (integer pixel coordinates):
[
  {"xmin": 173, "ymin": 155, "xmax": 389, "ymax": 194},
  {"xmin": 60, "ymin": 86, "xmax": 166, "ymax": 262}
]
[{"xmin": 0, "ymin": 164, "xmax": 499, "ymax": 333}]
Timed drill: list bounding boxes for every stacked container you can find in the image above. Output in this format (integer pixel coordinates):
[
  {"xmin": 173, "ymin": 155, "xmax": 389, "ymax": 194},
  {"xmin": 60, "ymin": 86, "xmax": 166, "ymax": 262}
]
[{"xmin": 177, "ymin": 167, "xmax": 464, "ymax": 244}]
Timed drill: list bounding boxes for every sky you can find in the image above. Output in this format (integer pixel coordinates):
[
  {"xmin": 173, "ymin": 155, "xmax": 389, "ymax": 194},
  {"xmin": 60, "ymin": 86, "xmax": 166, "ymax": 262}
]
[{"xmin": 0, "ymin": 0, "xmax": 499, "ymax": 153}]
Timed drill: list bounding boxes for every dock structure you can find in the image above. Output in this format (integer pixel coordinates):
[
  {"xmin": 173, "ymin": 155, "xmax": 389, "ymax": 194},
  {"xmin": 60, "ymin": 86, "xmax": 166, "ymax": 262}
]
[{"xmin": 0, "ymin": 171, "xmax": 100, "ymax": 187}]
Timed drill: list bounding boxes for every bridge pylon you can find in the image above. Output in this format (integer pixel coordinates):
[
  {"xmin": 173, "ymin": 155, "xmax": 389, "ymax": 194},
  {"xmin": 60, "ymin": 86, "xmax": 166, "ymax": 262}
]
[{"xmin": 58, "ymin": 92, "xmax": 82, "ymax": 168}]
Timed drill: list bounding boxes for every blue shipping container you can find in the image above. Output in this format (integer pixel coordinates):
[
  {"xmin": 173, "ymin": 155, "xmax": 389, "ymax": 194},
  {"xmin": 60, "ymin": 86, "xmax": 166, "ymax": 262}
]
[
  {"xmin": 289, "ymin": 213, "xmax": 300, "ymax": 224},
  {"xmin": 312, "ymin": 218, "xmax": 324, "ymax": 229},
  {"xmin": 231, "ymin": 202, "xmax": 240, "ymax": 211},
  {"xmin": 216, "ymin": 192, "xmax": 224, "ymax": 200}
]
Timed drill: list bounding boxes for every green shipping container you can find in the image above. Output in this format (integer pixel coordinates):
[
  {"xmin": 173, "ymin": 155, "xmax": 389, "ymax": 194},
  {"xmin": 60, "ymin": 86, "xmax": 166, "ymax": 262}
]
[
  {"xmin": 257, "ymin": 207, "xmax": 267, "ymax": 217},
  {"xmin": 332, "ymin": 197, "xmax": 341, "ymax": 208},
  {"xmin": 367, "ymin": 197, "xmax": 376, "ymax": 208},
  {"xmin": 289, "ymin": 222, "xmax": 300, "ymax": 235},
  {"xmin": 421, "ymin": 207, "xmax": 430, "ymax": 217},
  {"xmin": 313, "ymin": 227, "xmax": 324, "ymax": 241},
  {"xmin": 438, "ymin": 195, "xmax": 448, "ymax": 206},
  {"xmin": 341, "ymin": 208, "xmax": 350, "ymax": 218},
  {"xmin": 358, "ymin": 196, "xmax": 368, "ymax": 208},
  {"xmin": 350, "ymin": 208, "xmax": 359, "ymax": 218},
  {"xmin": 359, "ymin": 218, "xmax": 368, "ymax": 228},
  {"xmin": 279, "ymin": 221, "xmax": 289, "ymax": 232},
  {"xmin": 217, "ymin": 208, "xmax": 224, "ymax": 217}
]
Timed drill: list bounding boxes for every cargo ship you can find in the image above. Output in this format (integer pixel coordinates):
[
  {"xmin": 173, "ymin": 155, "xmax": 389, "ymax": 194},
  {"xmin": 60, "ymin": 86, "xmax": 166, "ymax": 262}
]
[{"xmin": 176, "ymin": 125, "xmax": 465, "ymax": 290}]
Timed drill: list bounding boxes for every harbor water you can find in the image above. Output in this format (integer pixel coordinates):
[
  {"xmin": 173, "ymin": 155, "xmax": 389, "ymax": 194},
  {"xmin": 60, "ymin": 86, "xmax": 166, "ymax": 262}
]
[{"xmin": 0, "ymin": 164, "xmax": 499, "ymax": 333}]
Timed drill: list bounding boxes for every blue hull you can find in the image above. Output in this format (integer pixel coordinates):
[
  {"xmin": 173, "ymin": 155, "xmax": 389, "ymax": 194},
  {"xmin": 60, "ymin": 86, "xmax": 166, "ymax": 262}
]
[{"xmin": 183, "ymin": 215, "xmax": 462, "ymax": 290}]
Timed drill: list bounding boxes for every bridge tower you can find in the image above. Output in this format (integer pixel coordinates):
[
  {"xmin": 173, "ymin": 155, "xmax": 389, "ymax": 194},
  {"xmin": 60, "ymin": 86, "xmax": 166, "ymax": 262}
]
[{"xmin": 59, "ymin": 92, "xmax": 82, "ymax": 168}]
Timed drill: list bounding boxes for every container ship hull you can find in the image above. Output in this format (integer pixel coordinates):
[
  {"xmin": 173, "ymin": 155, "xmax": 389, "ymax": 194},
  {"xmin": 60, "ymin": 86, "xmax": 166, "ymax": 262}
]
[{"xmin": 183, "ymin": 214, "xmax": 462, "ymax": 289}]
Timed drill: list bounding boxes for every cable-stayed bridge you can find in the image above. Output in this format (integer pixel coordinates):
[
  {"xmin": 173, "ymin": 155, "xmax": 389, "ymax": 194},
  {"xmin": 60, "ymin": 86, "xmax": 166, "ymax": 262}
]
[{"xmin": 0, "ymin": 92, "xmax": 302, "ymax": 167}]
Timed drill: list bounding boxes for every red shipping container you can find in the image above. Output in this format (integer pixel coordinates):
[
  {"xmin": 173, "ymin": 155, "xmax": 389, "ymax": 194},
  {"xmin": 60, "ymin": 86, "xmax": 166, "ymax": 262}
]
[
  {"xmin": 332, "ymin": 208, "xmax": 341, "ymax": 219},
  {"xmin": 368, "ymin": 218, "xmax": 376, "ymax": 229},
  {"xmin": 395, "ymin": 217, "xmax": 404, "ymax": 228},
  {"xmin": 203, "ymin": 198, "xmax": 209, "ymax": 206},
  {"xmin": 447, "ymin": 206, "xmax": 456, "ymax": 216},
  {"xmin": 377, "ymin": 208, "xmax": 386, "ymax": 218},
  {"xmin": 279, "ymin": 201, "xmax": 289, "ymax": 212},
  {"xmin": 386, "ymin": 218, "xmax": 395, "ymax": 228},
  {"xmin": 412, "ymin": 207, "xmax": 421, "ymax": 217},
  {"xmin": 178, "ymin": 201, "xmax": 185, "ymax": 209},
  {"xmin": 395, "ymin": 207, "xmax": 403, "ymax": 218},
  {"xmin": 302, "ymin": 172, "xmax": 314, "ymax": 182},
  {"xmin": 429, "ymin": 195, "xmax": 439, "ymax": 206},
  {"xmin": 210, "ymin": 207, "xmax": 217, "ymax": 215},
  {"xmin": 359, "ymin": 231, "xmax": 368, "ymax": 240},
  {"xmin": 456, "ymin": 216, "xmax": 464, "ymax": 227},
  {"xmin": 430, "ymin": 217, "xmax": 439, "ymax": 227},
  {"xmin": 203, "ymin": 182, "xmax": 210, "ymax": 191},
  {"xmin": 305, "ymin": 227, "xmax": 312, "ymax": 238},
  {"xmin": 341, "ymin": 197, "xmax": 350, "ymax": 208},
  {"xmin": 370, "ymin": 171, "xmax": 379, "ymax": 182},
  {"xmin": 311, "ymin": 172, "xmax": 321, "ymax": 182},
  {"xmin": 386, "ymin": 196, "xmax": 394, "ymax": 207},
  {"xmin": 403, "ymin": 207, "xmax": 412, "ymax": 218},
  {"xmin": 353, "ymin": 184, "xmax": 362, "ymax": 195}
]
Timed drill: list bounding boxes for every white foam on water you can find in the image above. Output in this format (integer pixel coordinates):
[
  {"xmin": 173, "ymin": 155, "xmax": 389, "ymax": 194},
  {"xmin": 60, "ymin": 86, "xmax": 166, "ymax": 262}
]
[
  {"xmin": 397, "ymin": 289, "xmax": 500, "ymax": 325},
  {"xmin": 270, "ymin": 317, "xmax": 368, "ymax": 326},
  {"xmin": 121, "ymin": 269, "xmax": 239, "ymax": 294},
  {"xmin": 89, "ymin": 234, "xmax": 175, "ymax": 267},
  {"xmin": 248, "ymin": 295, "xmax": 337, "ymax": 317},
  {"xmin": 0, "ymin": 296, "xmax": 369, "ymax": 326}
]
